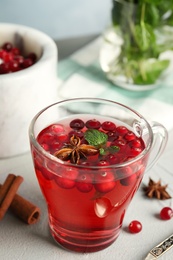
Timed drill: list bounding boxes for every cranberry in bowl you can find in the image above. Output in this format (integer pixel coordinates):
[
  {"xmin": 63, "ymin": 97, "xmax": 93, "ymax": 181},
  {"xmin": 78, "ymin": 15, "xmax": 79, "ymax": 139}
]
[
  {"xmin": 29, "ymin": 98, "xmax": 168, "ymax": 253},
  {"xmin": 0, "ymin": 23, "xmax": 58, "ymax": 157}
]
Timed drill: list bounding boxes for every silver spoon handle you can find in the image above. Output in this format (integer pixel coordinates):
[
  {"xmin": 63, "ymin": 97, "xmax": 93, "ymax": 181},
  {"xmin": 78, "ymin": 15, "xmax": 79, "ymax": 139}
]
[{"xmin": 145, "ymin": 234, "xmax": 173, "ymax": 259}]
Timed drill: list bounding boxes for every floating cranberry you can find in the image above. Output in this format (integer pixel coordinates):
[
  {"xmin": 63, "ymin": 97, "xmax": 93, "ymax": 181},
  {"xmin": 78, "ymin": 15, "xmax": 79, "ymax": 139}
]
[
  {"xmin": 119, "ymin": 167, "xmax": 135, "ymax": 186},
  {"xmin": 70, "ymin": 119, "xmax": 85, "ymax": 130},
  {"xmin": 130, "ymin": 147, "xmax": 143, "ymax": 157},
  {"xmin": 85, "ymin": 119, "xmax": 101, "ymax": 129},
  {"xmin": 129, "ymin": 139, "xmax": 142, "ymax": 148},
  {"xmin": 69, "ymin": 130, "xmax": 84, "ymax": 139},
  {"xmin": 55, "ymin": 168, "xmax": 78, "ymax": 189},
  {"xmin": 124, "ymin": 131, "xmax": 136, "ymax": 141},
  {"xmin": 94, "ymin": 171, "xmax": 116, "ymax": 193},
  {"xmin": 116, "ymin": 126, "xmax": 128, "ymax": 136},
  {"xmin": 49, "ymin": 124, "xmax": 65, "ymax": 134},
  {"xmin": 38, "ymin": 133, "xmax": 54, "ymax": 145},
  {"xmin": 107, "ymin": 131, "xmax": 118, "ymax": 141},
  {"xmin": 128, "ymin": 220, "xmax": 142, "ymax": 233},
  {"xmin": 76, "ymin": 173, "xmax": 93, "ymax": 193},
  {"xmin": 106, "ymin": 154, "xmax": 119, "ymax": 165},
  {"xmin": 97, "ymin": 160, "xmax": 110, "ymax": 167},
  {"xmin": 160, "ymin": 207, "xmax": 173, "ymax": 220},
  {"xmin": 102, "ymin": 121, "xmax": 116, "ymax": 131}
]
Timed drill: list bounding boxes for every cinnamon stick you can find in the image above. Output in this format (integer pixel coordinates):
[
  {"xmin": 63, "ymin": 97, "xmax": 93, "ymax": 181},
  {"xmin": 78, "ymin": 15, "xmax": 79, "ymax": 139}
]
[
  {"xmin": 0, "ymin": 174, "xmax": 41, "ymax": 224},
  {"xmin": 9, "ymin": 191, "xmax": 41, "ymax": 225},
  {"xmin": 0, "ymin": 174, "xmax": 23, "ymax": 220}
]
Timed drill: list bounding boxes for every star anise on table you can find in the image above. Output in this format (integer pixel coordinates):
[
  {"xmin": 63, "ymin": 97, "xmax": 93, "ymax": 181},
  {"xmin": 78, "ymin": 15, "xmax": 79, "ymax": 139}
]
[
  {"xmin": 144, "ymin": 178, "xmax": 171, "ymax": 200},
  {"xmin": 54, "ymin": 135, "xmax": 99, "ymax": 164}
]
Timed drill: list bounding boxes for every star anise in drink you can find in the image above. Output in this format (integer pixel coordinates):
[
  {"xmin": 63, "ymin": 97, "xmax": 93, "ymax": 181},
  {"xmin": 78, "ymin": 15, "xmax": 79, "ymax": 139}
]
[
  {"xmin": 144, "ymin": 178, "xmax": 171, "ymax": 200},
  {"xmin": 54, "ymin": 135, "xmax": 99, "ymax": 164}
]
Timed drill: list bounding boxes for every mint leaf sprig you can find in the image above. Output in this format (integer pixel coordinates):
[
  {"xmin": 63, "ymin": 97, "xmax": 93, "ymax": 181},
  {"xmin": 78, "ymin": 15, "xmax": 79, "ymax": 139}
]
[
  {"xmin": 84, "ymin": 129, "xmax": 120, "ymax": 156},
  {"xmin": 110, "ymin": 0, "xmax": 173, "ymax": 85}
]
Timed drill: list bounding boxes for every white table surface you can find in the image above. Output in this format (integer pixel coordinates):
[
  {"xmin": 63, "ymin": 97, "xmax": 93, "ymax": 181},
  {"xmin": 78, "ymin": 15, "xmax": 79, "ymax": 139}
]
[{"xmin": 0, "ymin": 127, "xmax": 173, "ymax": 260}]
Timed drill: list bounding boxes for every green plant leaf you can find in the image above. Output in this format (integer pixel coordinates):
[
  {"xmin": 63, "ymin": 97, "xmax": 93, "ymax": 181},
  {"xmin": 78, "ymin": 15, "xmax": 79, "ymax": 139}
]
[
  {"xmin": 84, "ymin": 129, "xmax": 108, "ymax": 147},
  {"xmin": 133, "ymin": 59, "xmax": 170, "ymax": 84}
]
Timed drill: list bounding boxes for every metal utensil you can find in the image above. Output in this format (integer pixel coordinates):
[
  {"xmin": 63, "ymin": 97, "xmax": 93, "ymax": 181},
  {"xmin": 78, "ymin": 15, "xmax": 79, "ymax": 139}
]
[{"xmin": 145, "ymin": 234, "xmax": 173, "ymax": 259}]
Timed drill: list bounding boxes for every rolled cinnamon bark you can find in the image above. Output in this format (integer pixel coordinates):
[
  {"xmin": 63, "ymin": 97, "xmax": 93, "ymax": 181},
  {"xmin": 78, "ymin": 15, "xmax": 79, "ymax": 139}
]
[
  {"xmin": 9, "ymin": 192, "xmax": 41, "ymax": 225},
  {"xmin": 0, "ymin": 174, "xmax": 23, "ymax": 220},
  {"xmin": 0, "ymin": 174, "xmax": 41, "ymax": 224}
]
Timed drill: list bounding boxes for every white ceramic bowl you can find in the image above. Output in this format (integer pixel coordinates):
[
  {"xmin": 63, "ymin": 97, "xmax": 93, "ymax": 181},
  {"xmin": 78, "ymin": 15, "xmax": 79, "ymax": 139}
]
[{"xmin": 0, "ymin": 23, "xmax": 58, "ymax": 157}]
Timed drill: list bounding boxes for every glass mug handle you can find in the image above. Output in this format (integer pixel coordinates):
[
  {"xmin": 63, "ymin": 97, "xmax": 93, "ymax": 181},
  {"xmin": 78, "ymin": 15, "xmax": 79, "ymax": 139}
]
[{"xmin": 146, "ymin": 121, "xmax": 168, "ymax": 171}]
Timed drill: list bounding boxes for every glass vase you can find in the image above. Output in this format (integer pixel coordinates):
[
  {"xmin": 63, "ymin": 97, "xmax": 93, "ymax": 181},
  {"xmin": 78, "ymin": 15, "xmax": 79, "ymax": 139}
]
[{"xmin": 100, "ymin": 0, "xmax": 173, "ymax": 91}]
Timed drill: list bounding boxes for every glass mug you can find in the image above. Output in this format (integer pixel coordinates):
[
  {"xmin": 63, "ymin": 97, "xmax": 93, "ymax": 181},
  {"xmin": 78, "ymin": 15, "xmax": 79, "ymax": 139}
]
[{"xmin": 29, "ymin": 98, "xmax": 168, "ymax": 253}]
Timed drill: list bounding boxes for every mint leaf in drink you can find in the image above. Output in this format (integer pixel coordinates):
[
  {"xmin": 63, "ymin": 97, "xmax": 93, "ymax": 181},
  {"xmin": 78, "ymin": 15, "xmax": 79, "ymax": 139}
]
[
  {"xmin": 108, "ymin": 146, "xmax": 120, "ymax": 153},
  {"xmin": 84, "ymin": 129, "xmax": 108, "ymax": 147}
]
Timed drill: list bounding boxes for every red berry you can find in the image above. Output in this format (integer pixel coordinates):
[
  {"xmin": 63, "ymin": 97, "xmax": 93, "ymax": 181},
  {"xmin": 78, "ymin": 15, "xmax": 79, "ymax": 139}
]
[
  {"xmin": 128, "ymin": 220, "xmax": 142, "ymax": 233},
  {"xmin": 2, "ymin": 42, "xmax": 13, "ymax": 51},
  {"xmin": 124, "ymin": 131, "xmax": 136, "ymax": 141},
  {"xmin": 70, "ymin": 119, "xmax": 85, "ymax": 130},
  {"xmin": 116, "ymin": 126, "xmax": 128, "ymax": 136},
  {"xmin": 102, "ymin": 121, "xmax": 116, "ymax": 131},
  {"xmin": 160, "ymin": 207, "xmax": 173, "ymax": 220},
  {"xmin": 69, "ymin": 130, "xmax": 84, "ymax": 139},
  {"xmin": 48, "ymin": 124, "xmax": 65, "ymax": 134},
  {"xmin": 119, "ymin": 167, "xmax": 136, "ymax": 186},
  {"xmin": 76, "ymin": 173, "xmax": 93, "ymax": 192},
  {"xmin": 22, "ymin": 58, "xmax": 33, "ymax": 68},
  {"xmin": 0, "ymin": 63, "xmax": 10, "ymax": 74},
  {"xmin": 94, "ymin": 171, "xmax": 116, "ymax": 193},
  {"xmin": 11, "ymin": 47, "xmax": 20, "ymax": 55},
  {"xmin": 9, "ymin": 60, "xmax": 19, "ymax": 72},
  {"xmin": 86, "ymin": 119, "xmax": 101, "ymax": 129},
  {"xmin": 97, "ymin": 160, "xmax": 110, "ymax": 167},
  {"xmin": 55, "ymin": 168, "xmax": 78, "ymax": 189},
  {"xmin": 107, "ymin": 131, "xmax": 118, "ymax": 141},
  {"xmin": 27, "ymin": 52, "xmax": 37, "ymax": 62}
]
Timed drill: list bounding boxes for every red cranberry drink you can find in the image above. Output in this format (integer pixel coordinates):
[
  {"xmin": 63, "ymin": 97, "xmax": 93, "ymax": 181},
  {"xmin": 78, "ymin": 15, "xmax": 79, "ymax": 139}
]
[{"xmin": 29, "ymin": 98, "xmax": 168, "ymax": 253}]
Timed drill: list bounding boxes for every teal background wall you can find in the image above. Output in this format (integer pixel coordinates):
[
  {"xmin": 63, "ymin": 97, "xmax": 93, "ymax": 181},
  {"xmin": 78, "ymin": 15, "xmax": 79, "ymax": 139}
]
[{"xmin": 0, "ymin": 0, "xmax": 112, "ymax": 40}]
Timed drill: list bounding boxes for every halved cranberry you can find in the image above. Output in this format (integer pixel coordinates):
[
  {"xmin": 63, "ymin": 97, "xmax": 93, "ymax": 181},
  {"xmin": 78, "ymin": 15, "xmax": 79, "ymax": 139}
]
[
  {"xmin": 102, "ymin": 121, "xmax": 116, "ymax": 131},
  {"xmin": 85, "ymin": 119, "xmax": 101, "ymax": 129},
  {"xmin": 76, "ymin": 173, "xmax": 93, "ymax": 192},
  {"xmin": 94, "ymin": 171, "xmax": 116, "ymax": 193},
  {"xmin": 70, "ymin": 119, "xmax": 84, "ymax": 130}
]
